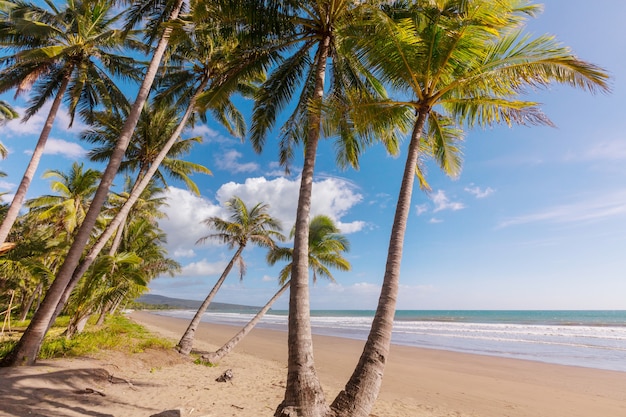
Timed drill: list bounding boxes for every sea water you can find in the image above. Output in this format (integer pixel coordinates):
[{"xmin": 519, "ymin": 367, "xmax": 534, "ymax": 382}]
[{"xmin": 154, "ymin": 309, "xmax": 626, "ymax": 372}]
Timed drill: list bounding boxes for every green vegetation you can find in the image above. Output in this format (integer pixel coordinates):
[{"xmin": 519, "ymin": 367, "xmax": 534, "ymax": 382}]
[{"xmin": 0, "ymin": 315, "xmax": 172, "ymax": 361}]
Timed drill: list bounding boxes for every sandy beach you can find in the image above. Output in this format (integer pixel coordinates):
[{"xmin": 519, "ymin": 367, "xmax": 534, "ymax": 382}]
[{"xmin": 1, "ymin": 310, "xmax": 625, "ymax": 417}]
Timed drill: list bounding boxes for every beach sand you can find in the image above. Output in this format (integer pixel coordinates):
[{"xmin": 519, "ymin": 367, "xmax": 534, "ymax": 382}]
[{"xmin": 1, "ymin": 310, "xmax": 625, "ymax": 417}]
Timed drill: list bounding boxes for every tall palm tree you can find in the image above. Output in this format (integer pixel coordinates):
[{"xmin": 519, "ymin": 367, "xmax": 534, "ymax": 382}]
[
  {"xmin": 176, "ymin": 195, "xmax": 284, "ymax": 355},
  {"xmin": 0, "ymin": 0, "xmax": 186, "ymax": 368},
  {"xmin": 203, "ymin": 215, "xmax": 350, "ymax": 364},
  {"xmin": 330, "ymin": 2, "xmax": 609, "ymax": 416},
  {"xmin": 0, "ymin": 0, "xmax": 141, "ymax": 245},
  {"xmin": 248, "ymin": 2, "xmax": 405, "ymax": 414}
]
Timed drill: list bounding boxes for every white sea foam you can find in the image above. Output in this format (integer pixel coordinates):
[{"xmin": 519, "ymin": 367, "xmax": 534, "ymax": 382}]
[{"xmin": 154, "ymin": 310, "xmax": 626, "ymax": 372}]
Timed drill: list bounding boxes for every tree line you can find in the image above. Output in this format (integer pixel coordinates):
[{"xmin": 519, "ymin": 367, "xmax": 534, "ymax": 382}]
[{"xmin": 0, "ymin": 1, "xmax": 609, "ymax": 416}]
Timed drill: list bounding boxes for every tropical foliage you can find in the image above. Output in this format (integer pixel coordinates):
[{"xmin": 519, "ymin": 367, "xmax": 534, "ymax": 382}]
[{"xmin": 0, "ymin": 0, "xmax": 610, "ymax": 416}]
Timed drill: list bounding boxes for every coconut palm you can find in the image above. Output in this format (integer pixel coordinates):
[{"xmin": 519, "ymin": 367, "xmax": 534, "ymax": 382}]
[
  {"xmin": 0, "ymin": 0, "xmax": 186, "ymax": 367},
  {"xmin": 203, "ymin": 215, "xmax": 350, "ymax": 364},
  {"xmin": 176, "ymin": 196, "xmax": 285, "ymax": 355},
  {"xmin": 0, "ymin": 0, "xmax": 141, "ymax": 245},
  {"xmin": 26, "ymin": 162, "xmax": 101, "ymax": 238},
  {"xmin": 330, "ymin": 2, "xmax": 609, "ymax": 416},
  {"xmin": 84, "ymin": 101, "xmax": 211, "ymax": 196},
  {"xmin": 248, "ymin": 2, "xmax": 408, "ymax": 413}
]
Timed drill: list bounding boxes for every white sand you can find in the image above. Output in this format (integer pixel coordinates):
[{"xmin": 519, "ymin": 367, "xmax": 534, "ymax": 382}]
[{"xmin": 1, "ymin": 311, "xmax": 624, "ymax": 417}]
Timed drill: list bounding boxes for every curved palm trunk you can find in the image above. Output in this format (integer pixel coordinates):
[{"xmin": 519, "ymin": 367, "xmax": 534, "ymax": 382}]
[
  {"xmin": 176, "ymin": 245, "xmax": 245, "ymax": 355},
  {"xmin": 203, "ymin": 279, "xmax": 289, "ymax": 363},
  {"xmin": 275, "ymin": 36, "xmax": 331, "ymax": 417},
  {"xmin": 330, "ymin": 111, "xmax": 428, "ymax": 416},
  {"xmin": 0, "ymin": 0, "xmax": 184, "ymax": 367},
  {"xmin": 48, "ymin": 76, "xmax": 211, "ymax": 332},
  {"xmin": 0, "ymin": 74, "xmax": 71, "ymax": 245},
  {"xmin": 18, "ymin": 283, "xmax": 43, "ymax": 322}
]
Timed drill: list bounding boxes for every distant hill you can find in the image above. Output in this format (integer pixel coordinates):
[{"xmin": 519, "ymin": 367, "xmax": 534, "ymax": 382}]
[{"xmin": 134, "ymin": 294, "xmax": 262, "ymax": 312}]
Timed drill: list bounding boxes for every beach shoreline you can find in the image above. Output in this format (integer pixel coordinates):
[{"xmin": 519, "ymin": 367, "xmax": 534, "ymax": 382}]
[
  {"xmin": 129, "ymin": 311, "xmax": 626, "ymax": 417},
  {"xmin": 1, "ymin": 310, "xmax": 625, "ymax": 417}
]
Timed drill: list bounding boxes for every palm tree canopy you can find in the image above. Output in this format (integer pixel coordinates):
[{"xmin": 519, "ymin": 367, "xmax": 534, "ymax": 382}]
[
  {"xmin": 83, "ymin": 100, "xmax": 211, "ymax": 195},
  {"xmin": 197, "ymin": 195, "xmax": 285, "ymax": 279},
  {"xmin": 268, "ymin": 214, "xmax": 350, "ymax": 284},
  {"xmin": 26, "ymin": 162, "xmax": 101, "ymax": 235},
  {"xmin": 249, "ymin": 0, "xmax": 406, "ymax": 171},
  {"xmin": 0, "ymin": 0, "xmax": 144, "ymax": 124}
]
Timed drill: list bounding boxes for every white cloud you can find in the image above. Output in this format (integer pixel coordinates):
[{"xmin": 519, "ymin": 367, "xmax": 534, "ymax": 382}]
[
  {"xmin": 429, "ymin": 218, "xmax": 443, "ymax": 224},
  {"xmin": 262, "ymin": 275, "xmax": 275, "ymax": 282},
  {"xmin": 215, "ymin": 149, "xmax": 259, "ymax": 173},
  {"xmin": 498, "ymin": 190, "xmax": 626, "ymax": 228},
  {"xmin": 464, "ymin": 184, "xmax": 495, "ymax": 199},
  {"xmin": 5, "ymin": 104, "xmax": 86, "ymax": 136},
  {"xmin": 431, "ymin": 190, "xmax": 465, "ymax": 212},
  {"xmin": 40, "ymin": 138, "xmax": 87, "ymax": 159},
  {"xmin": 0, "ymin": 180, "xmax": 15, "ymax": 191},
  {"xmin": 180, "ymin": 258, "xmax": 228, "ymax": 277},
  {"xmin": 415, "ymin": 204, "xmax": 428, "ymax": 216},
  {"xmin": 173, "ymin": 248, "xmax": 196, "ymax": 258},
  {"xmin": 216, "ymin": 175, "xmax": 364, "ymax": 233},
  {"xmin": 158, "ymin": 187, "xmax": 223, "ymax": 256},
  {"xmin": 160, "ymin": 176, "xmax": 366, "ymax": 258}
]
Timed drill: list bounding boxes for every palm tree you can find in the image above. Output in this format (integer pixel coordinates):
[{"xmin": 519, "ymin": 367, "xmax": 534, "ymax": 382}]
[
  {"xmin": 0, "ymin": 0, "xmax": 187, "ymax": 367},
  {"xmin": 248, "ymin": 2, "xmax": 406, "ymax": 414},
  {"xmin": 0, "ymin": 100, "xmax": 18, "ymax": 158},
  {"xmin": 330, "ymin": 2, "xmax": 609, "ymax": 416},
  {"xmin": 176, "ymin": 195, "xmax": 284, "ymax": 355},
  {"xmin": 203, "ymin": 215, "xmax": 350, "ymax": 364},
  {"xmin": 84, "ymin": 101, "xmax": 211, "ymax": 196},
  {"xmin": 26, "ymin": 162, "xmax": 101, "ymax": 238},
  {"xmin": 0, "ymin": 0, "xmax": 141, "ymax": 245}
]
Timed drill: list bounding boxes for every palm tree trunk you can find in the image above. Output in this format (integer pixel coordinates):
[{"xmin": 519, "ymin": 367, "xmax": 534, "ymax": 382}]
[
  {"xmin": 203, "ymin": 280, "xmax": 289, "ymax": 364},
  {"xmin": 18, "ymin": 283, "xmax": 43, "ymax": 322},
  {"xmin": 0, "ymin": 0, "xmax": 185, "ymax": 368},
  {"xmin": 176, "ymin": 245, "xmax": 245, "ymax": 355},
  {"xmin": 47, "ymin": 76, "xmax": 211, "ymax": 332},
  {"xmin": 275, "ymin": 36, "xmax": 331, "ymax": 417},
  {"xmin": 330, "ymin": 111, "xmax": 429, "ymax": 417},
  {"xmin": 0, "ymin": 73, "xmax": 71, "ymax": 245}
]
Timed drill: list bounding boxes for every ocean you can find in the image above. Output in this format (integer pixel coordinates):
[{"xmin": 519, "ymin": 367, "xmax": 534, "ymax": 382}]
[{"xmin": 153, "ymin": 309, "xmax": 626, "ymax": 372}]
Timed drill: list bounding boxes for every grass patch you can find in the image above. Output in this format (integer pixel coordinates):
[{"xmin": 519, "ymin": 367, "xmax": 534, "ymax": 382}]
[{"xmin": 1, "ymin": 314, "xmax": 173, "ymax": 361}]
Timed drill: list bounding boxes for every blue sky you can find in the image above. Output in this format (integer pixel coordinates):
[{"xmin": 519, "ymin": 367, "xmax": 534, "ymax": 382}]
[{"xmin": 2, "ymin": 1, "xmax": 625, "ymax": 310}]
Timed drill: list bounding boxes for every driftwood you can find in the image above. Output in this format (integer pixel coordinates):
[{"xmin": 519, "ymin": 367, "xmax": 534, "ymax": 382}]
[{"xmin": 215, "ymin": 369, "xmax": 233, "ymax": 382}]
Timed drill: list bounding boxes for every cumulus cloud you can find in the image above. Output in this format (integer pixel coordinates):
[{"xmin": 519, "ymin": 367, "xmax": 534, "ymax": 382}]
[
  {"xmin": 429, "ymin": 218, "xmax": 443, "ymax": 224},
  {"xmin": 40, "ymin": 138, "xmax": 87, "ymax": 159},
  {"xmin": 0, "ymin": 180, "xmax": 15, "ymax": 191},
  {"xmin": 5, "ymin": 104, "xmax": 86, "ymax": 136},
  {"xmin": 215, "ymin": 149, "xmax": 259, "ymax": 173},
  {"xmin": 431, "ymin": 190, "xmax": 465, "ymax": 212},
  {"xmin": 160, "ymin": 176, "xmax": 366, "ymax": 259},
  {"xmin": 181, "ymin": 258, "xmax": 228, "ymax": 277},
  {"xmin": 158, "ymin": 187, "xmax": 223, "ymax": 256},
  {"xmin": 216, "ymin": 176, "xmax": 364, "ymax": 233},
  {"xmin": 464, "ymin": 184, "xmax": 495, "ymax": 199}
]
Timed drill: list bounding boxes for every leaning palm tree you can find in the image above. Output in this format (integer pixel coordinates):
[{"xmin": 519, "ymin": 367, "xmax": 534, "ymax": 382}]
[
  {"xmin": 0, "ymin": 0, "xmax": 187, "ymax": 367},
  {"xmin": 202, "ymin": 214, "xmax": 350, "ymax": 364},
  {"xmin": 0, "ymin": 0, "xmax": 141, "ymax": 245},
  {"xmin": 176, "ymin": 196, "xmax": 285, "ymax": 355},
  {"xmin": 330, "ymin": 2, "xmax": 610, "ymax": 416}
]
